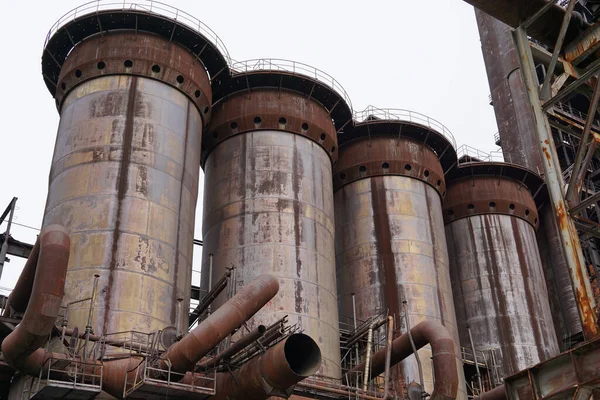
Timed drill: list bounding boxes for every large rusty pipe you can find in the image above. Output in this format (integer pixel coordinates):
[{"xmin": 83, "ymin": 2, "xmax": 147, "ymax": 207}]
[
  {"xmin": 349, "ymin": 320, "xmax": 458, "ymax": 400},
  {"xmin": 1, "ymin": 225, "xmax": 70, "ymax": 374},
  {"xmin": 163, "ymin": 274, "xmax": 279, "ymax": 373},
  {"xmin": 210, "ymin": 333, "xmax": 321, "ymax": 400},
  {"xmin": 3, "ymin": 237, "xmax": 40, "ymax": 317},
  {"xmin": 475, "ymin": 385, "xmax": 507, "ymax": 400},
  {"xmin": 197, "ymin": 324, "xmax": 266, "ymax": 370}
]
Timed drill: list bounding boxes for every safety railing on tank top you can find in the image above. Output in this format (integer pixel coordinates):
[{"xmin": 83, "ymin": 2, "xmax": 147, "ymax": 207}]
[
  {"xmin": 43, "ymin": 0, "xmax": 231, "ymax": 64},
  {"xmin": 353, "ymin": 106, "xmax": 457, "ymax": 150},
  {"xmin": 229, "ymin": 58, "xmax": 353, "ymax": 113}
]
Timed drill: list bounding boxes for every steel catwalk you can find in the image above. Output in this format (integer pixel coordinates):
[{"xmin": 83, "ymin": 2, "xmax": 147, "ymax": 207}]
[
  {"xmin": 334, "ymin": 135, "xmax": 466, "ymax": 398},
  {"xmin": 476, "ymin": 10, "xmax": 582, "ymax": 346},
  {"xmin": 201, "ymin": 89, "xmax": 341, "ymax": 378},
  {"xmin": 42, "ymin": 33, "xmax": 209, "ymax": 335},
  {"xmin": 445, "ymin": 174, "xmax": 559, "ymax": 378}
]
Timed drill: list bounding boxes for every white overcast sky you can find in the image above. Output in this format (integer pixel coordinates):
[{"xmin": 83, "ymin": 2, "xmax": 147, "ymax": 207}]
[{"xmin": 0, "ymin": 0, "xmax": 498, "ymax": 291}]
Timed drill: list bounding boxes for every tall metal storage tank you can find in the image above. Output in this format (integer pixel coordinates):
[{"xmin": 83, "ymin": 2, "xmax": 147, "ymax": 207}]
[
  {"xmin": 200, "ymin": 61, "xmax": 353, "ymax": 379},
  {"xmin": 334, "ymin": 107, "xmax": 466, "ymax": 397},
  {"xmin": 444, "ymin": 162, "xmax": 559, "ymax": 378},
  {"xmin": 40, "ymin": 12, "xmax": 228, "ymax": 335}
]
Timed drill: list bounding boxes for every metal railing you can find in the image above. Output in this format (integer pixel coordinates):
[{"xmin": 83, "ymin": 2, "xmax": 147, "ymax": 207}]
[
  {"xmin": 456, "ymin": 145, "xmax": 505, "ymax": 164},
  {"xmin": 22, "ymin": 356, "xmax": 103, "ymax": 399},
  {"xmin": 230, "ymin": 58, "xmax": 353, "ymax": 112},
  {"xmin": 103, "ymin": 330, "xmax": 158, "ymax": 357},
  {"xmin": 44, "ymin": 4, "xmax": 354, "ymax": 113},
  {"xmin": 43, "ymin": 0, "xmax": 231, "ymax": 63},
  {"xmin": 123, "ymin": 359, "xmax": 216, "ymax": 397},
  {"xmin": 353, "ymin": 105, "xmax": 457, "ymax": 149}
]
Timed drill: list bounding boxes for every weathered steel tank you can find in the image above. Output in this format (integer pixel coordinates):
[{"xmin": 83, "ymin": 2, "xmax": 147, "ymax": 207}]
[
  {"xmin": 200, "ymin": 61, "xmax": 353, "ymax": 378},
  {"xmin": 444, "ymin": 161, "xmax": 560, "ymax": 378},
  {"xmin": 333, "ymin": 107, "xmax": 466, "ymax": 397},
  {"xmin": 40, "ymin": 8, "xmax": 229, "ymax": 335}
]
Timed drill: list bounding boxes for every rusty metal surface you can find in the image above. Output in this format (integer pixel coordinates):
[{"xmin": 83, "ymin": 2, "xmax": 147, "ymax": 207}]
[
  {"xmin": 333, "ymin": 136, "xmax": 446, "ymax": 196},
  {"xmin": 537, "ymin": 204, "xmax": 583, "ymax": 344},
  {"xmin": 513, "ymin": 24, "xmax": 598, "ymax": 340},
  {"xmin": 446, "ymin": 175, "xmax": 559, "ymax": 378},
  {"xmin": 203, "ymin": 89, "xmax": 338, "ymax": 164},
  {"xmin": 4, "ymin": 238, "xmax": 40, "ymax": 316},
  {"xmin": 504, "ymin": 336, "xmax": 600, "ymax": 400},
  {"xmin": 211, "ymin": 67, "xmax": 352, "ymax": 134},
  {"xmin": 201, "ymin": 96, "xmax": 340, "ymax": 378},
  {"xmin": 197, "ymin": 325, "xmax": 266, "ymax": 369},
  {"xmin": 210, "ymin": 333, "xmax": 321, "ymax": 400},
  {"xmin": 334, "ymin": 136, "xmax": 465, "ymax": 397},
  {"xmin": 476, "ymin": 11, "xmax": 544, "ymax": 173},
  {"xmin": 464, "ymin": 0, "xmax": 586, "ymax": 48},
  {"xmin": 476, "ymin": 11, "xmax": 584, "ymax": 345},
  {"xmin": 443, "ymin": 176, "xmax": 540, "ymax": 230},
  {"xmin": 42, "ymin": 2, "xmax": 229, "ymax": 97},
  {"xmin": 350, "ymin": 320, "xmax": 459, "ymax": 400},
  {"xmin": 57, "ymin": 32, "xmax": 212, "ymax": 125},
  {"xmin": 43, "ymin": 38, "xmax": 206, "ymax": 335},
  {"xmin": 1, "ymin": 225, "xmax": 70, "ymax": 375},
  {"xmin": 164, "ymin": 274, "xmax": 278, "ymax": 373}
]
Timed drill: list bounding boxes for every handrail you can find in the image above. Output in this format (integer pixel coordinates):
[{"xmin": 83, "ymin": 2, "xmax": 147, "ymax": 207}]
[
  {"xmin": 230, "ymin": 58, "xmax": 353, "ymax": 113},
  {"xmin": 43, "ymin": 0, "xmax": 231, "ymax": 64},
  {"xmin": 353, "ymin": 105, "xmax": 456, "ymax": 150}
]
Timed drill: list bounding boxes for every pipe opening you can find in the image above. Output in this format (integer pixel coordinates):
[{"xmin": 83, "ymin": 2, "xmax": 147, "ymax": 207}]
[{"xmin": 284, "ymin": 334, "xmax": 321, "ymax": 377}]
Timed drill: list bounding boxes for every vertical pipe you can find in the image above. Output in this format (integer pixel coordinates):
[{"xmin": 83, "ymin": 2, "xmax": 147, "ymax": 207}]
[
  {"xmin": 403, "ymin": 301, "xmax": 424, "ymax": 393},
  {"xmin": 84, "ymin": 274, "xmax": 100, "ymax": 358},
  {"xmin": 352, "ymin": 292, "xmax": 359, "ymax": 370},
  {"xmin": 512, "ymin": 25, "xmax": 598, "ymax": 339},
  {"xmin": 176, "ymin": 298, "xmax": 183, "ymax": 336},
  {"xmin": 0, "ymin": 198, "xmax": 17, "ymax": 280},
  {"xmin": 207, "ymin": 253, "xmax": 214, "ymax": 317},
  {"xmin": 363, "ymin": 321, "xmax": 376, "ymax": 391},
  {"xmin": 383, "ymin": 315, "xmax": 394, "ymax": 399},
  {"xmin": 467, "ymin": 326, "xmax": 483, "ymax": 394}
]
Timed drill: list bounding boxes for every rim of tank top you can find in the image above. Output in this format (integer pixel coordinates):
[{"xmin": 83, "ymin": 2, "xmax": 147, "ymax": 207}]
[
  {"xmin": 42, "ymin": 1, "xmax": 231, "ymax": 99},
  {"xmin": 210, "ymin": 66, "xmax": 353, "ymax": 135},
  {"xmin": 444, "ymin": 162, "xmax": 544, "ymax": 230},
  {"xmin": 338, "ymin": 116, "xmax": 458, "ymax": 174}
]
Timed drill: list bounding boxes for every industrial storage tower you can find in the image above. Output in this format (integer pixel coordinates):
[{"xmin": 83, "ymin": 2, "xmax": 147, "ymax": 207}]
[
  {"xmin": 200, "ymin": 60, "xmax": 353, "ymax": 378},
  {"xmin": 333, "ymin": 107, "xmax": 466, "ymax": 397},
  {"xmin": 39, "ymin": 3, "xmax": 228, "ymax": 338},
  {"xmin": 444, "ymin": 161, "xmax": 559, "ymax": 381}
]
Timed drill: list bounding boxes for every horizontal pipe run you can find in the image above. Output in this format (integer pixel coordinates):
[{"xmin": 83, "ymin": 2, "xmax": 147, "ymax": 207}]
[
  {"xmin": 163, "ymin": 274, "xmax": 279, "ymax": 373},
  {"xmin": 349, "ymin": 320, "xmax": 459, "ymax": 400},
  {"xmin": 1, "ymin": 225, "xmax": 70, "ymax": 374},
  {"xmin": 197, "ymin": 324, "xmax": 266, "ymax": 369},
  {"xmin": 208, "ymin": 333, "xmax": 321, "ymax": 400},
  {"xmin": 475, "ymin": 385, "xmax": 507, "ymax": 400}
]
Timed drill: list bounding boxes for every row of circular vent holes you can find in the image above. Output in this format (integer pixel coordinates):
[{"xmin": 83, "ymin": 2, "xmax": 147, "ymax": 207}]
[
  {"xmin": 223, "ymin": 119, "xmax": 337, "ymax": 154},
  {"xmin": 447, "ymin": 203, "xmax": 537, "ymax": 224},
  {"xmin": 339, "ymin": 164, "xmax": 443, "ymax": 187},
  {"xmin": 60, "ymin": 60, "xmax": 210, "ymax": 115}
]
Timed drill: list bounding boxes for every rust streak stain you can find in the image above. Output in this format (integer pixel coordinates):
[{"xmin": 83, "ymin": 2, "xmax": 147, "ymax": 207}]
[
  {"xmin": 104, "ymin": 76, "xmax": 138, "ymax": 334},
  {"xmin": 370, "ymin": 177, "xmax": 400, "ymax": 320}
]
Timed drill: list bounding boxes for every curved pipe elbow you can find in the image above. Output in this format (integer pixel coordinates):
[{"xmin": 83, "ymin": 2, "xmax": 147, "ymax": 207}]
[
  {"xmin": 349, "ymin": 320, "xmax": 459, "ymax": 400},
  {"xmin": 1, "ymin": 225, "xmax": 70, "ymax": 373}
]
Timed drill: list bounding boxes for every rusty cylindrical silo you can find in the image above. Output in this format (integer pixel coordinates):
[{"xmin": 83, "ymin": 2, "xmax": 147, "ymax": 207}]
[
  {"xmin": 40, "ymin": 8, "xmax": 229, "ymax": 335},
  {"xmin": 334, "ymin": 107, "xmax": 466, "ymax": 397},
  {"xmin": 200, "ymin": 61, "xmax": 353, "ymax": 379},
  {"xmin": 444, "ymin": 162, "xmax": 559, "ymax": 378}
]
